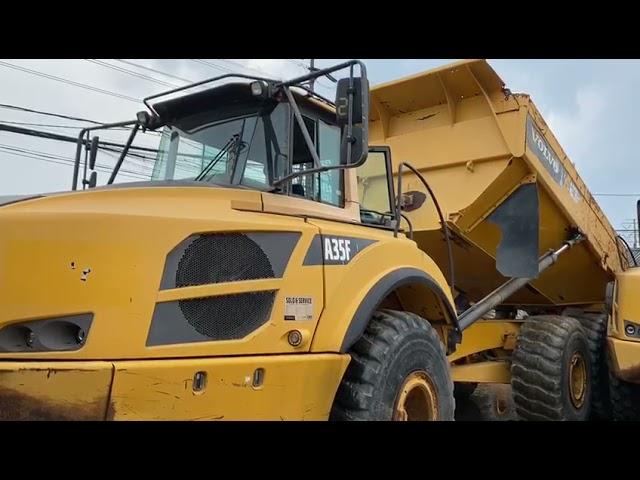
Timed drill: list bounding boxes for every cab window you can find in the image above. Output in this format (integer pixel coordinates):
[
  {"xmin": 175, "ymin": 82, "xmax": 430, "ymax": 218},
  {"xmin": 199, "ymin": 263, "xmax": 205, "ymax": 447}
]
[
  {"xmin": 357, "ymin": 148, "xmax": 395, "ymax": 226},
  {"xmin": 290, "ymin": 115, "xmax": 343, "ymax": 207}
]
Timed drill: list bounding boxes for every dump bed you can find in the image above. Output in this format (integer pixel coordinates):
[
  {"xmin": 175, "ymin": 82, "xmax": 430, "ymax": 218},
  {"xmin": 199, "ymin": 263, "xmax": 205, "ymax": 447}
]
[{"xmin": 366, "ymin": 59, "xmax": 629, "ymax": 307}]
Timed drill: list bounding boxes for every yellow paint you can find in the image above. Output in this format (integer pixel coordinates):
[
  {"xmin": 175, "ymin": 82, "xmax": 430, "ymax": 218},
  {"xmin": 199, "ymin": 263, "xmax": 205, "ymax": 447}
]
[
  {"xmin": 0, "ymin": 355, "xmax": 349, "ymax": 420},
  {"xmin": 607, "ymin": 267, "xmax": 640, "ymax": 384},
  {"xmin": 109, "ymin": 354, "xmax": 350, "ymax": 420},
  {"xmin": 608, "ymin": 337, "xmax": 640, "ymax": 382},
  {"xmin": 3, "ymin": 59, "xmax": 624, "ymax": 417},
  {"xmin": 448, "ymin": 321, "xmax": 520, "ymax": 362},
  {"xmin": 308, "ymin": 218, "xmax": 455, "ymax": 352},
  {"xmin": 370, "ymin": 59, "xmax": 620, "ymax": 308},
  {"xmin": 450, "ymin": 361, "xmax": 511, "ymax": 384}
]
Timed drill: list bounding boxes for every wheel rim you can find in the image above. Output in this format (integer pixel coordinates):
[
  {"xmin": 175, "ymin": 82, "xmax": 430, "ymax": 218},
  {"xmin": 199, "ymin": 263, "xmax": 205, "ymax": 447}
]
[
  {"xmin": 393, "ymin": 371, "xmax": 438, "ymax": 421},
  {"xmin": 568, "ymin": 352, "xmax": 587, "ymax": 409}
]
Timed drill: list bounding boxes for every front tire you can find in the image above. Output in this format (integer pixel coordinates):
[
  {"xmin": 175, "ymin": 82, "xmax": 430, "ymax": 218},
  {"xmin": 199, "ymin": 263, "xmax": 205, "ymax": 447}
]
[{"xmin": 330, "ymin": 309, "xmax": 455, "ymax": 421}]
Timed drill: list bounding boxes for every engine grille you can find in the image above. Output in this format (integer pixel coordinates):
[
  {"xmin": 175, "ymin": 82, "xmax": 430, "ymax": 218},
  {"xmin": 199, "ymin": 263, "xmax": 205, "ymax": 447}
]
[
  {"xmin": 176, "ymin": 233, "xmax": 275, "ymax": 287},
  {"xmin": 178, "ymin": 291, "xmax": 276, "ymax": 340}
]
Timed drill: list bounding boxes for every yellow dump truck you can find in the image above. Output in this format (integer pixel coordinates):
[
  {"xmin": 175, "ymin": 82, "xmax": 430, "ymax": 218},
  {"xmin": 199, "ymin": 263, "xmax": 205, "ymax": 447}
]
[
  {"xmin": 368, "ymin": 60, "xmax": 634, "ymax": 420},
  {"xmin": 0, "ymin": 59, "xmax": 631, "ymax": 420},
  {"xmin": 604, "ymin": 201, "xmax": 640, "ymax": 420}
]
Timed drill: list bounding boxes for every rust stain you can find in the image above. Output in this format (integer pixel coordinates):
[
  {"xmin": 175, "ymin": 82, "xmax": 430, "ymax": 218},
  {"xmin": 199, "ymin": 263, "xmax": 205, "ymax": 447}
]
[{"xmin": 0, "ymin": 386, "xmax": 106, "ymax": 421}]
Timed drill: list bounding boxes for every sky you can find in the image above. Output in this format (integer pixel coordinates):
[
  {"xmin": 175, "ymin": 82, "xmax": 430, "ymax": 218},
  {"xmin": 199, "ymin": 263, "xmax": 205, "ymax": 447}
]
[{"xmin": 0, "ymin": 58, "xmax": 638, "ymax": 244}]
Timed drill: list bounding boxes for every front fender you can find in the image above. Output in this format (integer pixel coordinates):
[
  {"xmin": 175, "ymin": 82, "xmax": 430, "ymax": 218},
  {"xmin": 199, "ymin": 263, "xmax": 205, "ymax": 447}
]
[{"xmin": 310, "ymin": 234, "xmax": 455, "ymax": 353}]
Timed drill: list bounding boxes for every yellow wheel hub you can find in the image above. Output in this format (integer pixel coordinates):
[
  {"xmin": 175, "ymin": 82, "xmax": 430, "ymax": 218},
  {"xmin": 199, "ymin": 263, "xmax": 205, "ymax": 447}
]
[
  {"xmin": 393, "ymin": 371, "xmax": 438, "ymax": 421},
  {"xmin": 568, "ymin": 352, "xmax": 587, "ymax": 409}
]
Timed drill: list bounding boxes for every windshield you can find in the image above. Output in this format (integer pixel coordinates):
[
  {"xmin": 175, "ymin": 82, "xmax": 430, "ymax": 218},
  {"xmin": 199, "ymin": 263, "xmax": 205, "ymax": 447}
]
[{"xmin": 151, "ymin": 102, "xmax": 289, "ymax": 189}]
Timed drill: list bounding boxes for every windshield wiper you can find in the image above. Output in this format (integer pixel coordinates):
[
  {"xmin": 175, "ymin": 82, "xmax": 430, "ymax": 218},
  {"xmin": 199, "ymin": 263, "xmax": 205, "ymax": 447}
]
[{"xmin": 194, "ymin": 135, "xmax": 238, "ymax": 182}]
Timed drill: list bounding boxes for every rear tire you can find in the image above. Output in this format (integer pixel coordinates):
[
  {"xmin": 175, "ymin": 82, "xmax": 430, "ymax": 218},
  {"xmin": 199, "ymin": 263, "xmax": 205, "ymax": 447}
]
[
  {"xmin": 569, "ymin": 312, "xmax": 610, "ymax": 419},
  {"xmin": 511, "ymin": 315, "xmax": 591, "ymax": 421},
  {"xmin": 609, "ymin": 370, "xmax": 640, "ymax": 420},
  {"xmin": 330, "ymin": 309, "xmax": 455, "ymax": 421},
  {"xmin": 473, "ymin": 384, "xmax": 516, "ymax": 421}
]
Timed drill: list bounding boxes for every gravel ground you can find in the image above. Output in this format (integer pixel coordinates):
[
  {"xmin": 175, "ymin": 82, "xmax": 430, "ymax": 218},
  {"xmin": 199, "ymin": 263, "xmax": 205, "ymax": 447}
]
[{"xmin": 454, "ymin": 384, "xmax": 518, "ymax": 421}]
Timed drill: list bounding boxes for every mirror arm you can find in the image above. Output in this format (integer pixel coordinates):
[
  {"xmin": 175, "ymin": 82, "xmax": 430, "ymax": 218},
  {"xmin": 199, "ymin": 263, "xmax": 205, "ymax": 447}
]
[
  {"xmin": 281, "ymin": 86, "xmax": 322, "ymax": 169},
  {"xmin": 82, "ymin": 130, "xmax": 90, "ymax": 190},
  {"xmin": 107, "ymin": 123, "xmax": 140, "ymax": 185},
  {"xmin": 72, "ymin": 119, "xmax": 139, "ymax": 190}
]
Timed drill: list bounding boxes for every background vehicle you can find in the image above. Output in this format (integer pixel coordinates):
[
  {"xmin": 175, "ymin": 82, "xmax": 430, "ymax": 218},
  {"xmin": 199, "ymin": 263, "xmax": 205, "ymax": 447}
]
[{"xmin": 604, "ymin": 200, "xmax": 640, "ymax": 420}]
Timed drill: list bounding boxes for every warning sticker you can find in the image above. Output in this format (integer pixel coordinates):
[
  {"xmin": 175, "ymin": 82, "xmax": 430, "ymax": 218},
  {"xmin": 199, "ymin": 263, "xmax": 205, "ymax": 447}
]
[{"xmin": 284, "ymin": 297, "xmax": 314, "ymax": 321}]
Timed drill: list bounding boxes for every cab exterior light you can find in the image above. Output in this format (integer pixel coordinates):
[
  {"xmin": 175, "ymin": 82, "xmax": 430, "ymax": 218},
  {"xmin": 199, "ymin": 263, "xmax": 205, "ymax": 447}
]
[{"xmin": 250, "ymin": 81, "xmax": 264, "ymax": 97}]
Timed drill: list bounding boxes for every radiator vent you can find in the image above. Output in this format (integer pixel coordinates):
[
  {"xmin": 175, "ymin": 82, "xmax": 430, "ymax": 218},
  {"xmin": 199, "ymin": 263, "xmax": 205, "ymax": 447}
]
[
  {"xmin": 176, "ymin": 233, "xmax": 274, "ymax": 287},
  {"xmin": 179, "ymin": 291, "xmax": 276, "ymax": 340}
]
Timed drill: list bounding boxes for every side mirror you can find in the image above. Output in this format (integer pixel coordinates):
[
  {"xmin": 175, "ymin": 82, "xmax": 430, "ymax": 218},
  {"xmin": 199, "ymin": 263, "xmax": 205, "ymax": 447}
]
[
  {"xmin": 88, "ymin": 136, "xmax": 99, "ymax": 170},
  {"xmin": 335, "ymin": 76, "xmax": 369, "ymax": 167},
  {"xmin": 637, "ymin": 199, "xmax": 640, "ymax": 238}
]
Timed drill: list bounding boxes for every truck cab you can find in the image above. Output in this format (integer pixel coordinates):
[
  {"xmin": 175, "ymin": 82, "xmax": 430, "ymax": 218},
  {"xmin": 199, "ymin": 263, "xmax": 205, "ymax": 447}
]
[{"xmin": 0, "ymin": 61, "xmax": 458, "ymax": 420}]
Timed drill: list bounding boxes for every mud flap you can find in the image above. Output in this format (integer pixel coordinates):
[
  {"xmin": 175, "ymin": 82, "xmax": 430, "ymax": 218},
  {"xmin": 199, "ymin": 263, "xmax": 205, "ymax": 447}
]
[{"xmin": 487, "ymin": 183, "xmax": 539, "ymax": 278}]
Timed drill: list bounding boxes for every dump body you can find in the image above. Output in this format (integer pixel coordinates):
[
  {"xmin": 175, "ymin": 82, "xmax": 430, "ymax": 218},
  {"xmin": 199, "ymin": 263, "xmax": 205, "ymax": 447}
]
[{"xmin": 367, "ymin": 59, "xmax": 627, "ymax": 308}]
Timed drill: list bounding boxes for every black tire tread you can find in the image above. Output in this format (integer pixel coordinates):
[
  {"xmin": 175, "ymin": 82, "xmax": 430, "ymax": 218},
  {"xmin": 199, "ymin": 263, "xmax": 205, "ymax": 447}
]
[
  {"xmin": 511, "ymin": 315, "xmax": 589, "ymax": 421},
  {"xmin": 331, "ymin": 309, "xmax": 454, "ymax": 421},
  {"xmin": 569, "ymin": 312, "xmax": 610, "ymax": 419},
  {"xmin": 609, "ymin": 370, "xmax": 640, "ymax": 421}
]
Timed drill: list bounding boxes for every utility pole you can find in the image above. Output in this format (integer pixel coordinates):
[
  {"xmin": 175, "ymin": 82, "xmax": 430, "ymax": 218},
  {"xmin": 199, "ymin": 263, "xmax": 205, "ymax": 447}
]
[{"xmin": 308, "ymin": 59, "xmax": 316, "ymax": 92}]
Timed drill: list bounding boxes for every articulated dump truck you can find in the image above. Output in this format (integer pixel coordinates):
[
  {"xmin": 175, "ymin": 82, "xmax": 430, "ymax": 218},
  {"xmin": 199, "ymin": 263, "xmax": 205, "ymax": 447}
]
[
  {"xmin": 0, "ymin": 59, "xmax": 632, "ymax": 420},
  {"xmin": 368, "ymin": 60, "xmax": 635, "ymax": 421}
]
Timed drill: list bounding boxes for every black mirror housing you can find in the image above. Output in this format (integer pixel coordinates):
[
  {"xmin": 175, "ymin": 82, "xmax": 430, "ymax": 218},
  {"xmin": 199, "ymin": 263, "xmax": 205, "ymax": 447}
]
[
  {"xmin": 88, "ymin": 136, "xmax": 99, "ymax": 170},
  {"xmin": 335, "ymin": 76, "xmax": 369, "ymax": 167},
  {"xmin": 88, "ymin": 171, "xmax": 98, "ymax": 188},
  {"xmin": 335, "ymin": 77, "xmax": 366, "ymax": 126}
]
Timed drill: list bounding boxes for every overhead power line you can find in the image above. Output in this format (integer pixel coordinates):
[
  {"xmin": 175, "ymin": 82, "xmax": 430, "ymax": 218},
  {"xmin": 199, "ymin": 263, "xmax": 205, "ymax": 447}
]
[
  {"xmin": 113, "ymin": 60, "xmax": 195, "ymax": 84},
  {"xmin": 0, "ymin": 144, "xmax": 148, "ymax": 180},
  {"xmin": 0, "ymin": 122, "xmax": 159, "ymax": 155},
  {"xmin": 190, "ymin": 59, "xmax": 234, "ymax": 73},
  {"xmin": 0, "ymin": 60, "xmax": 141, "ymax": 104},
  {"xmin": 85, "ymin": 59, "xmax": 181, "ymax": 88},
  {"xmin": 0, "ymin": 102, "xmax": 105, "ymax": 124}
]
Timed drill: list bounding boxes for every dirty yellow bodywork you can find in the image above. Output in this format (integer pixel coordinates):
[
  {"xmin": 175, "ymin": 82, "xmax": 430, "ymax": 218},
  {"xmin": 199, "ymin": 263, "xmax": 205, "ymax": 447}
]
[
  {"xmin": 1, "ymin": 59, "xmax": 628, "ymax": 419},
  {"xmin": 369, "ymin": 59, "xmax": 623, "ymax": 307},
  {"xmin": 365, "ymin": 60, "xmax": 628, "ymax": 387},
  {"xmin": 0, "ymin": 355, "xmax": 350, "ymax": 420},
  {"xmin": 0, "ymin": 165, "xmax": 455, "ymax": 419},
  {"xmin": 607, "ymin": 267, "xmax": 640, "ymax": 383}
]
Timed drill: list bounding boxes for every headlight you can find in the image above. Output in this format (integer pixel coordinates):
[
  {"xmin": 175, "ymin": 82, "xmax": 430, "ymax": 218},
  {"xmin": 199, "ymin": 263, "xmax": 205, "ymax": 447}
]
[{"xmin": 0, "ymin": 313, "xmax": 93, "ymax": 352}]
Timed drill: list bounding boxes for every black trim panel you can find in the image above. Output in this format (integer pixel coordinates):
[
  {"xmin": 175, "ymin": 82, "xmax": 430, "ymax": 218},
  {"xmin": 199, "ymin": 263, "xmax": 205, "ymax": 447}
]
[{"xmin": 339, "ymin": 268, "xmax": 458, "ymax": 353}]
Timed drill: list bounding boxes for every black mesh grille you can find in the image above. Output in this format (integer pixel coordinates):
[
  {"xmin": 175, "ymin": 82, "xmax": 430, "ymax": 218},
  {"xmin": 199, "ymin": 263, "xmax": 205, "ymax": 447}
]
[
  {"xmin": 179, "ymin": 291, "xmax": 276, "ymax": 340},
  {"xmin": 176, "ymin": 233, "xmax": 274, "ymax": 287}
]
